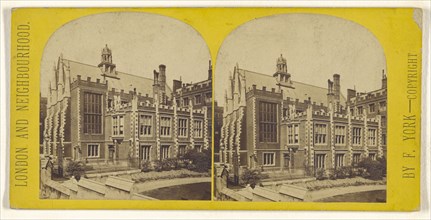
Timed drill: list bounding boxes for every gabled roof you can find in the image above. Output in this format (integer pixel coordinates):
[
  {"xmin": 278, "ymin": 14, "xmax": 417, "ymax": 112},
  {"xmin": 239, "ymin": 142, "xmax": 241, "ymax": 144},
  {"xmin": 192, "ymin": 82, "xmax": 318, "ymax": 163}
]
[
  {"xmin": 64, "ymin": 59, "xmax": 172, "ymax": 97},
  {"xmin": 239, "ymin": 69, "xmax": 346, "ymax": 106}
]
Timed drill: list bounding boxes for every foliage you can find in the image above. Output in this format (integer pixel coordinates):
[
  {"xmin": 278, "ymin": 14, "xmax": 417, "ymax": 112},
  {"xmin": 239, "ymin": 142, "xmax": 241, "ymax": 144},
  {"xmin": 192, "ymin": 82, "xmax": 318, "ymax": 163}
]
[
  {"xmin": 187, "ymin": 163, "xmax": 197, "ymax": 171},
  {"xmin": 140, "ymin": 160, "xmax": 153, "ymax": 172},
  {"xmin": 358, "ymin": 156, "xmax": 385, "ymax": 180},
  {"xmin": 152, "ymin": 160, "xmax": 163, "ymax": 172},
  {"xmin": 161, "ymin": 158, "xmax": 179, "ymax": 171},
  {"xmin": 131, "ymin": 169, "xmax": 210, "ymax": 182},
  {"xmin": 377, "ymin": 156, "xmax": 387, "ymax": 176},
  {"xmin": 315, "ymin": 168, "xmax": 325, "ymax": 180},
  {"xmin": 334, "ymin": 166, "xmax": 353, "ymax": 179},
  {"xmin": 65, "ymin": 161, "xmax": 85, "ymax": 180},
  {"xmin": 184, "ymin": 148, "xmax": 211, "ymax": 173},
  {"xmin": 327, "ymin": 168, "xmax": 337, "ymax": 180},
  {"xmin": 240, "ymin": 168, "xmax": 264, "ymax": 188}
]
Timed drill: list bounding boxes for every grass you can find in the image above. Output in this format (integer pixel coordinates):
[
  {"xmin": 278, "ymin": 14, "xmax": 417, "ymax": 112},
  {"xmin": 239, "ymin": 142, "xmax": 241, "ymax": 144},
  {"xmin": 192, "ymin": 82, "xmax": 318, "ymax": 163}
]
[
  {"xmin": 126, "ymin": 169, "xmax": 210, "ymax": 183},
  {"xmin": 295, "ymin": 177, "xmax": 386, "ymax": 191}
]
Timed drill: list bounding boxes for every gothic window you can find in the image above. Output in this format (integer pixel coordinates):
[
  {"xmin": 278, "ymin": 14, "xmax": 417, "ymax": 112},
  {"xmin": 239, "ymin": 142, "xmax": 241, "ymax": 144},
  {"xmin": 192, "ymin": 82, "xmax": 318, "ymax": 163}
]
[
  {"xmin": 369, "ymin": 153, "xmax": 376, "ymax": 160},
  {"xmin": 140, "ymin": 115, "xmax": 152, "ymax": 137},
  {"xmin": 379, "ymin": 101, "xmax": 386, "ymax": 110},
  {"xmin": 335, "ymin": 125, "xmax": 346, "ymax": 145},
  {"xmin": 193, "ymin": 120, "xmax": 203, "ymax": 138},
  {"xmin": 353, "ymin": 153, "xmax": 361, "ymax": 166},
  {"xmin": 314, "ymin": 124, "xmax": 327, "ymax": 144},
  {"xmin": 178, "ymin": 145, "xmax": 187, "ymax": 156},
  {"xmin": 108, "ymin": 99, "xmax": 113, "ymax": 108},
  {"xmin": 194, "ymin": 145, "xmax": 202, "ymax": 152},
  {"xmin": 353, "ymin": 127, "xmax": 362, "ymax": 145},
  {"xmin": 335, "ymin": 154, "xmax": 345, "ymax": 167},
  {"xmin": 263, "ymin": 153, "xmax": 275, "ymax": 166},
  {"xmin": 141, "ymin": 145, "xmax": 151, "ymax": 161},
  {"xmin": 83, "ymin": 92, "xmax": 102, "ymax": 134},
  {"xmin": 259, "ymin": 102, "xmax": 278, "ymax": 142},
  {"xmin": 357, "ymin": 106, "xmax": 363, "ymax": 115},
  {"xmin": 178, "ymin": 118, "xmax": 188, "ymax": 137},
  {"xmin": 160, "ymin": 117, "xmax": 172, "ymax": 137},
  {"xmin": 288, "ymin": 124, "xmax": 299, "ymax": 144},
  {"xmin": 368, "ymin": 128, "xmax": 377, "ymax": 146},
  {"xmin": 113, "ymin": 116, "xmax": 118, "ymax": 136},
  {"xmin": 195, "ymin": 95, "xmax": 202, "ymax": 105},
  {"xmin": 369, "ymin": 103, "xmax": 375, "ymax": 113},
  {"xmin": 314, "ymin": 154, "xmax": 326, "ymax": 169},
  {"xmin": 87, "ymin": 144, "xmax": 99, "ymax": 158},
  {"xmin": 183, "ymin": 97, "xmax": 189, "ymax": 106},
  {"xmin": 161, "ymin": 145, "xmax": 170, "ymax": 159},
  {"xmin": 119, "ymin": 115, "xmax": 124, "ymax": 135}
]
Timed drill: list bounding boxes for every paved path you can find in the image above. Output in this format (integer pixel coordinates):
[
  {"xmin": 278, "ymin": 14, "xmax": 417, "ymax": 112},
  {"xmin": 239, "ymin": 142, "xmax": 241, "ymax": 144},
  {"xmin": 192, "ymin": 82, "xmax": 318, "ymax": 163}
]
[
  {"xmin": 135, "ymin": 177, "xmax": 211, "ymax": 193},
  {"xmin": 309, "ymin": 184, "xmax": 386, "ymax": 201}
]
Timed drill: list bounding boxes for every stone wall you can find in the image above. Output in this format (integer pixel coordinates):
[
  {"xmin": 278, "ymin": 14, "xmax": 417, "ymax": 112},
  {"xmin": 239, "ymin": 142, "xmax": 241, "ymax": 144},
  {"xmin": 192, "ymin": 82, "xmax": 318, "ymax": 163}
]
[{"xmin": 41, "ymin": 176, "xmax": 156, "ymax": 200}]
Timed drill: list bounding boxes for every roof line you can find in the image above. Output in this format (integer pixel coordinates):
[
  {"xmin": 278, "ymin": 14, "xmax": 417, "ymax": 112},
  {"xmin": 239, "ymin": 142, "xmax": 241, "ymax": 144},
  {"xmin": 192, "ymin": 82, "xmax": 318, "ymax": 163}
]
[{"xmin": 63, "ymin": 58, "xmax": 153, "ymax": 81}]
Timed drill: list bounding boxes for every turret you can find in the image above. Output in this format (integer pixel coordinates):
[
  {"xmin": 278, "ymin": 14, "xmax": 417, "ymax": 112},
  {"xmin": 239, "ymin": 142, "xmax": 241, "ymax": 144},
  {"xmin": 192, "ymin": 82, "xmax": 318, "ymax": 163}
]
[
  {"xmin": 98, "ymin": 44, "xmax": 117, "ymax": 79},
  {"xmin": 273, "ymin": 54, "xmax": 293, "ymax": 89},
  {"xmin": 208, "ymin": 60, "xmax": 212, "ymax": 80},
  {"xmin": 381, "ymin": 70, "xmax": 387, "ymax": 89}
]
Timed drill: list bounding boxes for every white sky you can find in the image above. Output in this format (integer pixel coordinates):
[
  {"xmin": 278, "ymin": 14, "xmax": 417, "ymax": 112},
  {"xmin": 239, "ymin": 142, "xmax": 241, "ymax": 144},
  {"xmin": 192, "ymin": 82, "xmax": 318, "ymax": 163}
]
[
  {"xmin": 215, "ymin": 13, "xmax": 386, "ymax": 105},
  {"xmin": 41, "ymin": 12, "xmax": 210, "ymax": 97}
]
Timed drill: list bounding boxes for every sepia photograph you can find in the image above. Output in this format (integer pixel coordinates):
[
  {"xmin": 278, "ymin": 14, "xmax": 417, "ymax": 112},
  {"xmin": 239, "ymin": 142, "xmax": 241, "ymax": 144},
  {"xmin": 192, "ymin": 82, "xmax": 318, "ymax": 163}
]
[
  {"xmin": 39, "ymin": 12, "xmax": 212, "ymax": 200},
  {"xmin": 213, "ymin": 13, "xmax": 387, "ymax": 202}
]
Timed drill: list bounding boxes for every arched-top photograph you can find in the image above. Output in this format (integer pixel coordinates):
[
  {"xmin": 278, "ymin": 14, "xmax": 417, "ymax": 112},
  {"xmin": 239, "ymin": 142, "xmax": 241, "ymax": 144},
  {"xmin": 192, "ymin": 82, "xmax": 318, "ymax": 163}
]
[
  {"xmin": 39, "ymin": 12, "xmax": 212, "ymax": 201},
  {"xmin": 214, "ymin": 13, "xmax": 387, "ymax": 203}
]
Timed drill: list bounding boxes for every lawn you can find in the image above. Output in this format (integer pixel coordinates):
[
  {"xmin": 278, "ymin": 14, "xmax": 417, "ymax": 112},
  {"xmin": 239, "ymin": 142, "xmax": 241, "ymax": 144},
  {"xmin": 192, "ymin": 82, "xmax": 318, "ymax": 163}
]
[{"xmin": 123, "ymin": 169, "xmax": 210, "ymax": 183}]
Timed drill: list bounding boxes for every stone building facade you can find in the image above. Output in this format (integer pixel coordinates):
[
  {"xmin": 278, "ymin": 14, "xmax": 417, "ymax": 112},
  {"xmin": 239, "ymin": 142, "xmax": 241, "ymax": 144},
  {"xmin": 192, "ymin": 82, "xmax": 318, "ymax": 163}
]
[
  {"xmin": 219, "ymin": 55, "xmax": 387, "ymax": 173},
  {"xmin": 172, "ymin": 61, "xmax": 213, "ymax": 149},
  {"xmin": 41, "ymin": 45, "xmax": 211, "ymax": 172}
]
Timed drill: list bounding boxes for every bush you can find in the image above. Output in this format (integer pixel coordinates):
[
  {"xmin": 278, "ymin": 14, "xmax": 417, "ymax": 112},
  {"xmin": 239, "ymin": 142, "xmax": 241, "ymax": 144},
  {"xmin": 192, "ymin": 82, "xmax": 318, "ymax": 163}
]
[
  {"xmin": 161, "ymin": 158, "xmax": 179, "ymax": 171},
  {"xmin": 334, "ymin": 167, "xmax": 346, "ymax": 179},
  {"xmin": 343, "ymin": 166, "xmax": 354, "ymax": 178},
  {"xmin": 327, "ymin": 168, "xmax": 337, "ymax": 180},
  {"xmin": 358, "ymin": 156, "xmax": 385, "ymax": 180},
  {"xmin": 184, "ymin": 148, "xmax": 211, "ymax": 173},
  {"xmin": 178, "ymin": 160, "xmax": 187, "ymax": 169},
  {"xmin": 152, "ymin": 160, "xmax": 163, "ymax": 172},
  {"xmin": 65, "ymin": 161, "xmax": 85, "ymax": 180},
  {"xmin": 377, "ymin": 156, "xmax": 387, "ymax": 176},
  {"xmin": 187, "ymin": 163, "xmax": 196, "ymax": 171},
  {"xmin": 315, "ymin": 168, "xmax": 325, "ymax": 180},
  {"xmin": 141, "ymin": 160, "xmax": 153, "ymax": 172},
  {"xmin": 240, "ymin": 168, "xmax": 264, "ymax": 188}
]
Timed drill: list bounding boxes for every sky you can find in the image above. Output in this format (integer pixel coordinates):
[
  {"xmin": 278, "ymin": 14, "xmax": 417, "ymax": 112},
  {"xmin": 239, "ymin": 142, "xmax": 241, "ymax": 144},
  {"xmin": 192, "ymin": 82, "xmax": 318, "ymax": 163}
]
[
  {"xmin": 215, "ymin": 13, "xmax": 387, "ymax": 105},
  {"xmin": 41, "ymin": 12, "xmax": 210, "ymax": 97}
]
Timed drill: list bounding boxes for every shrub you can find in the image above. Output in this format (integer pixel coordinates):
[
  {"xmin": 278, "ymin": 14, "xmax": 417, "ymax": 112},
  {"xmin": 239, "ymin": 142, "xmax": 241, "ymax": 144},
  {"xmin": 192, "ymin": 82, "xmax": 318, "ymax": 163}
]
[
  {"xmin": 377, "ymin": 156, "xmax": 387, "ymax": 176},
  {"xmin": 240, "ymin": 168, "xmax": 264, "ymax": 188},
  {"xmin": 161, "ymin": 158, "xmax": 179, "ymax": 171},
  {"xmin": 334, "ymin": 167, "xmax": 346, "ymax": 179},
  {"xmin": 343, "ymin": 166, "xmax": 354, "ymax": 178},
  {"xmin": 140, "ymin": 160, "xmax": 152, "ymax": 172},
  {"xmin": 178, "ymin": 160, "xmax": 187, "ymax": 169},
  {"xmin": 187, "ymin": 163, "xmax": 196, "ymax": 171},
  {"xmin": 65, "ymin": 161, "xmax": 85, "ymax": 180},
  {"xmin": 152, "ymin": 160, "xmax": 163, "ymax": 172},
  {"xmin": 184, "ymin": 148, "xmax": 211, "ymax": 173},
  {"xmin": 315, "ymin": 168, "xmax": 325, "ymax": 180},
  {"xmin": 327, "ymin": 168, "xmax": 337, "ymax": 180},
  {"xmin": 358, "ymin": 157, "xmax": 384, "ymax": 180}
]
